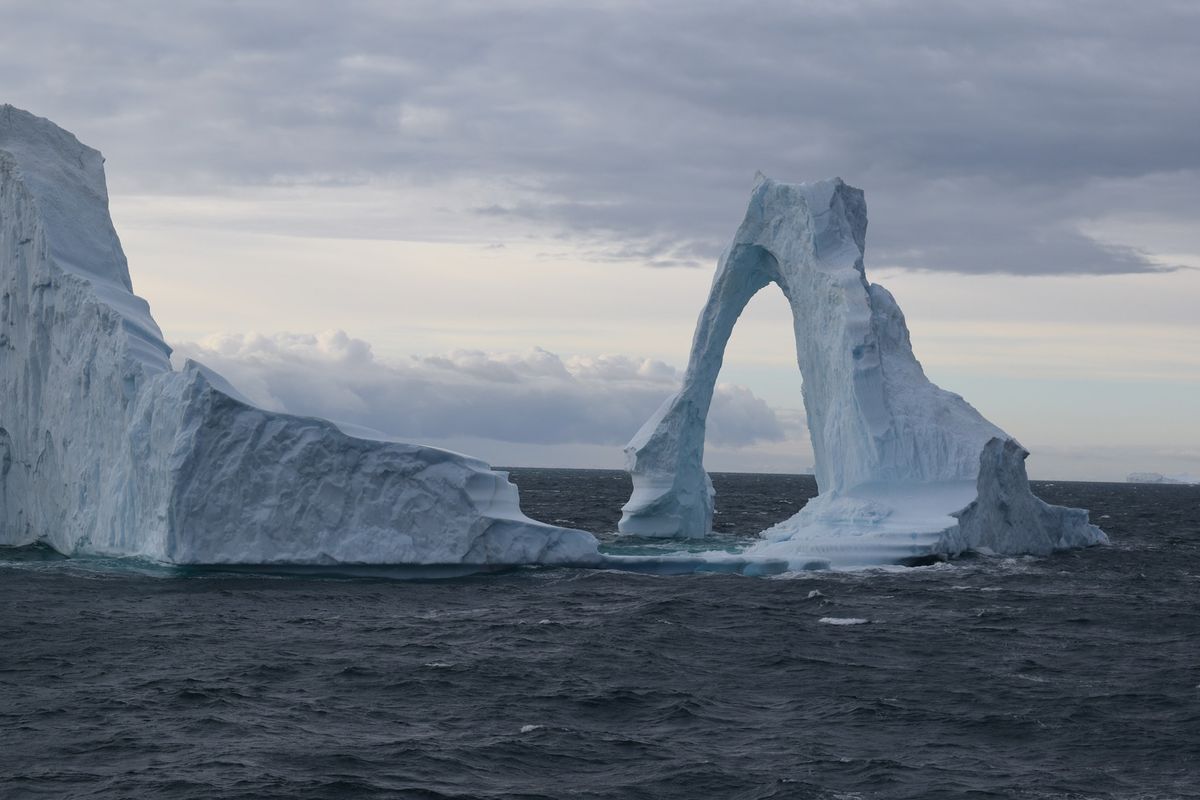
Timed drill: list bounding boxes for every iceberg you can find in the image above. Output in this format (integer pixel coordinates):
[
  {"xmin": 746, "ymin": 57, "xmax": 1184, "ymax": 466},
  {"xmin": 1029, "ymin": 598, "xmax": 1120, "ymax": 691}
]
[
  {"xmin": 1126, "ymin": 472, "xmax": 1198, "ymax": 485},
  {"xmin": 0, "ymin": 105, "xmax": 599, "ymax": 566},
  {"xmin": 619, "ymin": 176, "xmax": 1107, "ymax": 567}
]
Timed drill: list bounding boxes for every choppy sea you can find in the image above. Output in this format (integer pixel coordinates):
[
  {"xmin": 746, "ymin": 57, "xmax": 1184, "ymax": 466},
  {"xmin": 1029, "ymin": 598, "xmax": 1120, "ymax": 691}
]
[{"xmin": 2, "ymin": 470, "xmax": 1198, "ymax": 799}]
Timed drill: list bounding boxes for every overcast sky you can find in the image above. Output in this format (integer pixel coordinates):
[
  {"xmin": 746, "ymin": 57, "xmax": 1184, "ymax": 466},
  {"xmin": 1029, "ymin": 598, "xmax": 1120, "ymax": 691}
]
[{"xmin": 2, "ymin": 0, "xmax": 1197, "ymax": 479}]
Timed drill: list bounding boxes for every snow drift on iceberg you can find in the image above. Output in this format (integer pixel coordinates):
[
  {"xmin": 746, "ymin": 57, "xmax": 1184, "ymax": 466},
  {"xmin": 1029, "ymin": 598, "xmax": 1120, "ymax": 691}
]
[
  {"xmin": 0, "ymin": 105, "xmax": 599, "ymax": 566},
  {"xmin": 619, "ymin": 175, "xmax": 1107, "ymax": 567}
]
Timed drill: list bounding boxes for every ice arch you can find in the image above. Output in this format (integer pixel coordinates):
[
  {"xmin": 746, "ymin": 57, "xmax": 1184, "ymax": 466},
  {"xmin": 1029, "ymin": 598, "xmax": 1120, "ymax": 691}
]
[{"xmin": 619, "ymin": 176, "xmax": 1105, "ymax": 566}]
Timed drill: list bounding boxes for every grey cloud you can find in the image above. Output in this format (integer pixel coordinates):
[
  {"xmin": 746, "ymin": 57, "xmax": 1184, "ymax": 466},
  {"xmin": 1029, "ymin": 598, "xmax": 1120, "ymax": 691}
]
[
  {"xmin": 175, "ymin": 332, "xmax": 784, "ymax": 449},
  {"xmin": 3, "ymin": 0, "xmax": 1197, "ymax": 273},
  {"xmin": 864, "ymin": 176, "xmax": 1183, "ymax": 275}
]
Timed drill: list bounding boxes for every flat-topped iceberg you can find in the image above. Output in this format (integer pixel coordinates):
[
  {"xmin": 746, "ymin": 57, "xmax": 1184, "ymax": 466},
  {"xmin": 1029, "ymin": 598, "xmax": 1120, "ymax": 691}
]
[
  {"xmin": 0, "ymin": 105, "xmax": 599, "ymax": 566},
  {"xmin": 620, "ymin": 175, "xmax": 1107, "ymax": 567},
  {"xmin": 1126, "ymin": 472, "xmax": 1197, "ymax": 485}
]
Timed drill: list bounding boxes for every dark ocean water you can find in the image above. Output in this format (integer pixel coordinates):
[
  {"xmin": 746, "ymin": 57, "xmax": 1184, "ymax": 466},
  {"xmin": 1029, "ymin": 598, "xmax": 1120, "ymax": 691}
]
[{"xmin": 2, "ymin": 470, "xmax": 1198, "ymax": 800}]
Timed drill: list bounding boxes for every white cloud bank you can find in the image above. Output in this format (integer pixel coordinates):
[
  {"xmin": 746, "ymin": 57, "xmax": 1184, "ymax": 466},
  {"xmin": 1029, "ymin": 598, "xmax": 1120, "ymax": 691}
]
[{"xmin": 175, "ymin": 331, "xmax": 792, "ymax": 450}]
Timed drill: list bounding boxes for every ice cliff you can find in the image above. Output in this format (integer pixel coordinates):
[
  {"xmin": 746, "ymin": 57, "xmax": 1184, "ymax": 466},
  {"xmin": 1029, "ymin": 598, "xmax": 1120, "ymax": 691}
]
[
  {"xmin": 619, "ymin": 176, "xmax": 1107, "ymax": 567},
  {"xmin": 0, "ymin": 105, "xmax": 599, "ymax": 566}
]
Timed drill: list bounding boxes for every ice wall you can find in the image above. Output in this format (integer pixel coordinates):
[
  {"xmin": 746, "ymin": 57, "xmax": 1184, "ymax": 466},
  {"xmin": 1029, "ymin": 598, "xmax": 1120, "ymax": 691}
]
[
  {"xmin": 0, "ymin": 105, "xmax": 599, "ymax": 566},
  {"xmin": 620, "ymin": 175, "xmax": 1106, "ymax": 566}
]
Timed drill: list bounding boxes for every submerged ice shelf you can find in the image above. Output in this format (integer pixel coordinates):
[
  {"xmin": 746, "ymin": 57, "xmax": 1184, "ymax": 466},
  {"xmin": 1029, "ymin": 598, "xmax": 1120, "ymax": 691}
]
[
  {"xmin": 619, "ymin": 176, "xmax": 1107, "ymax": 568},
  {"xmin": 0, "ymin": 105, "xmax": 599, "ymax": 566}
]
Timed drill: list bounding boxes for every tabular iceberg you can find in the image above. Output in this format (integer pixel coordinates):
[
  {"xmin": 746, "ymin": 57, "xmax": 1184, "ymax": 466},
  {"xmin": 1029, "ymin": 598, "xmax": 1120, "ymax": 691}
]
[
  {"xmin": 620, "ymin": 175, "xmax": 1106, "ymax": 567},
  {"xmin": 1127, "ymin": 472, "xmax": 1198, "ymax": 485},
  {"xmin": 0, "ymin": 105, "xmax": 599, "ymax": 566}
]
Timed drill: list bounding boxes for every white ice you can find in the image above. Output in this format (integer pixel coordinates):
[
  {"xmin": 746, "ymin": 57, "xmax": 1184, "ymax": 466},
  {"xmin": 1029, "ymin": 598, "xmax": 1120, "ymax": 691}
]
[
  {"xmin": 618, "ymin": 175, "xmax": 1107, "ymax": 567},
  {"xmin": 0, "ymin": 105, "xmax": 600, "ymax": 566},
  {"xmin": 0, "ymin": 105, "xmax": 1109, "ymax": 575}
]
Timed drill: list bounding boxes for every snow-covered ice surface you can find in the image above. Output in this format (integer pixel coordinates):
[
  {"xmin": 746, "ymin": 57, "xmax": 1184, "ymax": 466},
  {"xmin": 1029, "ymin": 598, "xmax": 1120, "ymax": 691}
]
[
  {"xmin": 0, "ymin": 105, "xmax": 599, "ymax": 566},
  {"xmin": 619, "ymin": 175, "xmax": 1107, "ymax": 567}
]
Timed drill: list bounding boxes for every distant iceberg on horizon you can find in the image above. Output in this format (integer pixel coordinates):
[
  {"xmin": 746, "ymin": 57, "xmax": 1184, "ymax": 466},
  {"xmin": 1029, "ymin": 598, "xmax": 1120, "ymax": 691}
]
[
  {"xmin": 619, "ymin": 175, "xmax": 1108, "ymax": 567},
  {"xmin": 0, "ymin": 105, "xmax": 599, "ymax": 566},
  {"xmin": 1127, "ymin": 472, "xmax": 1198, "ymax": 485}
]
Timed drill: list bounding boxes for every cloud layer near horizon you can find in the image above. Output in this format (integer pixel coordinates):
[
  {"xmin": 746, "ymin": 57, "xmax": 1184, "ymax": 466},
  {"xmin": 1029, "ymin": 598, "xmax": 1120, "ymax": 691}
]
[
  {"xmin": 176, "ymin": 331, "xmax": 791, "ymax": 449},
  {"xmin": 3, "ymin": 0, "xmax": 1197, "ymax": 274}
]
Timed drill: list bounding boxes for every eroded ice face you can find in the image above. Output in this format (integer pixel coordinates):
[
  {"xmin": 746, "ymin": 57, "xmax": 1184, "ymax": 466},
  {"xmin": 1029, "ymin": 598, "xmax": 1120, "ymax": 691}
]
[
  {"xmin": 618, "ymin": 176, "xmax": 1105, "ymax": 567},
  {"xmin": 0, "ymin": 105, "xmax": 598, "ymax": 567}
]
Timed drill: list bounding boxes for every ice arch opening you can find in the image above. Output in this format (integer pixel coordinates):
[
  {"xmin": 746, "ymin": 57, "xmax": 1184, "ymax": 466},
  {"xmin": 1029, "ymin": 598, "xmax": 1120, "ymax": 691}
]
[
  {"xmin": 703, "ymin": 285, "xmax": 812, "ymax": 479},
  {"xmin": 618, "ymin": 176, "xmax": 1106, "ymax": 566}
]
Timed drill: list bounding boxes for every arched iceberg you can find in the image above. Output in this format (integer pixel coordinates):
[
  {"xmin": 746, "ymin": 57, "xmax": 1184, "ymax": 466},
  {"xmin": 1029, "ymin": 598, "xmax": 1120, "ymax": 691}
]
[
  {"xmin": 620, "ymin": 176, "xmax": 1106, "ymax": 567},
  {"xmin": 0, "ymin": 105, "xmax": 599, "ymax": 566}
]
